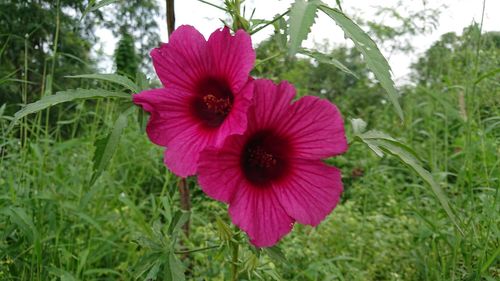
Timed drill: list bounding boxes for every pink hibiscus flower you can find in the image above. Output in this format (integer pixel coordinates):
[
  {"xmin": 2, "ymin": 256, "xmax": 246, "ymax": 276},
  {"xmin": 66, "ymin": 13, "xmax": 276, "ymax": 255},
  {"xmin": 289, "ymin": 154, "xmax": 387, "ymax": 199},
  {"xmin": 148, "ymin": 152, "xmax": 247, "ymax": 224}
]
[
  {"xmin": 197, "ymin": 79, "xmax": 348, "ymax": 247},
  {"xmin": 133, "ymin": 25, "xmax": 255, "ymax": 177}
]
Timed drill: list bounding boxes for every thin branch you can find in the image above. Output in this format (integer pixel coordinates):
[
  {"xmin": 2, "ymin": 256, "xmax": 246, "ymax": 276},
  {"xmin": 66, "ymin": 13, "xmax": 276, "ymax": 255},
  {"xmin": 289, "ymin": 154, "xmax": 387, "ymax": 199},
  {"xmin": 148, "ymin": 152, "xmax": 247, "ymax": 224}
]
[
  {"xmin": 174, "ymin": 245, "xmax": 219, "ymax": 255},
  {"xmin": 250, "ymin": 10, "xmax": 289, "ymax": 35},
  {"xmin": 166, "ymin": 0, "xmax": 175, "ymax": 37}
]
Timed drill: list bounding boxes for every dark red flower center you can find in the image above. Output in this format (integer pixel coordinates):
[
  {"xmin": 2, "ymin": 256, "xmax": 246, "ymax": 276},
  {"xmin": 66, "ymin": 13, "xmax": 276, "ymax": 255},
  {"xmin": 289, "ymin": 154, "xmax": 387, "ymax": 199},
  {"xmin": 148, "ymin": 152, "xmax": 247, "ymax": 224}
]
[
  {"xmin": 241, "ymin": 130, "xmax": 290, "ymax": 186},
  {"xmin": 192, "ymin": 77, "xmax": 234, "ymax": 128}
]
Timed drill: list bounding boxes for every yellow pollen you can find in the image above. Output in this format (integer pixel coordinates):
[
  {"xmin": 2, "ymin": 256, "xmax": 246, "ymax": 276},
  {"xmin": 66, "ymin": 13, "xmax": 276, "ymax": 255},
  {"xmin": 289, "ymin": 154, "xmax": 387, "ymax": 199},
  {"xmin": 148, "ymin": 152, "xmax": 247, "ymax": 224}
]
[{"xmin": 203, "ymin": 94, "xmax": 231, "ymax": 115}]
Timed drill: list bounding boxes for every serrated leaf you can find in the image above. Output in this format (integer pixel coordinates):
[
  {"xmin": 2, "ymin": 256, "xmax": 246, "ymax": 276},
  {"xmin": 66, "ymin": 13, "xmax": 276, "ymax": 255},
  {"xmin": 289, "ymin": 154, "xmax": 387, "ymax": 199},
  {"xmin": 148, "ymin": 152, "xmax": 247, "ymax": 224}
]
[
  {"xmin": 144, "ymin": 261, "xmax": 161, "ymax": 280},
  {"xmin": 288, "ymin": 0, "xmax": 320, "ymax": 56},
  {"xmin": 7, "ymin": 89, "xmax": 130, "ymax": 133},
  {"xmin": 90, "ymin": 106, "xmax": 135, "ymax": 185},
  {"xmin": 167, "ymin": 211, "xmax": 190, "ymax": 236},
  {"xmin": 354, "ymin": 129, "xmax": 464, "ymax": 236},
  {"xmin": 165, "ymin": 252, "xmax": 185, "ymax": 281},
  {"xmin": 320, "ymin": 5, "xmax": 404, "ymax": 120},
  {"xmin": 67, "ymin": 73, "xmax": 140, "ymax": 93},
  {"xmin": 300, "ymin": 49, "xmax": 359, "ymax": 78},
  {"xmin": 264, "ymin": 246, "xmax": 287, "ymax": 264}
]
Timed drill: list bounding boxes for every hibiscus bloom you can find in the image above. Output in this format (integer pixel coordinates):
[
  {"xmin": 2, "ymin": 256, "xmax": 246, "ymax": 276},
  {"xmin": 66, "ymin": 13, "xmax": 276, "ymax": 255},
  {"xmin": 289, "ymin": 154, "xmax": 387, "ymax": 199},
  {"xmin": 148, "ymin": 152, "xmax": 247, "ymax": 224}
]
[
  {"xmin": 133, "ymin": 25, "xmax": 255, "ymax": 177},
  {"xmin": 197, "ymin": 79, "xmax": 348, "ymax": 247}
]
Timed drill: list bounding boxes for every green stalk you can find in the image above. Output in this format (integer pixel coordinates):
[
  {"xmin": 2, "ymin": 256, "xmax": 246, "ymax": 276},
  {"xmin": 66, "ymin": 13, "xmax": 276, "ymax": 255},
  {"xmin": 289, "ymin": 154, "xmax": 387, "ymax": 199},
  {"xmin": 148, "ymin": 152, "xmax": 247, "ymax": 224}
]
[{"xmin": 230, "ymin": 241, "xmax": 239, "ymax": 281}]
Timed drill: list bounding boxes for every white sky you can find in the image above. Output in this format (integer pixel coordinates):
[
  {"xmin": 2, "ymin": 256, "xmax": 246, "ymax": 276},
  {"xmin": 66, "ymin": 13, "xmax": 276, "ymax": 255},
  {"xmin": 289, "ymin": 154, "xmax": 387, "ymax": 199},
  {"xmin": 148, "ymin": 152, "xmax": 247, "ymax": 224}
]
[{"xmin": 95, "ymin": 0, "xmax": 499, "ymax": 85}]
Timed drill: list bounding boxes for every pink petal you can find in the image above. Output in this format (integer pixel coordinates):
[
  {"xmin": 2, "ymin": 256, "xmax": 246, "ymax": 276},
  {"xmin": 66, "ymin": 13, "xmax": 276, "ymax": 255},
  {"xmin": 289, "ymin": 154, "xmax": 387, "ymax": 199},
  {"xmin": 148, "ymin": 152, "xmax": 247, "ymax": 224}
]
[
  {"xmin": 280, "ymin": 95, "xmax": 348, "ymax": 159},
  {"xmin": 275, "ymin": 160, "xmax": 343, "ymax": 226},
  {"xmin": 228, "ymin": 184, "xmax": 294, "ymax": 247},
  {"xmin": 214, "ymin": 81, "xmax": 253, "ymax": 146},
  {"xmin": 248, "ymin": 80, "xmax": 295, "ymax": 132},
  {"xmin": 151, "ymin": 25, "xmax": 209, "ymax": 92},
  {"xmin": 132, "ymin": 88, "xmax": 196, "ymax": 147},
  {"xmin": 163, "ymin": 127, "xmax": 217, "ymax": 177},
  {"xmin": 197, "ymin": 135, "xmax": 246, "ymax": 203},
  {"xmin": 207, "ymin": 27, "xmax": 255, "ymax": 93}
]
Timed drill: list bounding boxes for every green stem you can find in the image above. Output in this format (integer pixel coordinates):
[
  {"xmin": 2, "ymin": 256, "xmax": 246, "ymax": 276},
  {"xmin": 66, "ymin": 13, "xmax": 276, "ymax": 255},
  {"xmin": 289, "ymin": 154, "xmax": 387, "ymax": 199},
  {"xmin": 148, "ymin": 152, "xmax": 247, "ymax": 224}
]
[
  {"xmin": 197, "ymin": 0, "xmax": 228, "ymax": 11},
  {"xmin": 230, "ymin": 241, "xmax": 239, "ymax": 281},
  {"xmin": 174, "ymin": 245, "xmax": 219, "ymax": 255},
  {"xmin": 250, "ymin": 10, "xmax": 289, "ymax": 35}
]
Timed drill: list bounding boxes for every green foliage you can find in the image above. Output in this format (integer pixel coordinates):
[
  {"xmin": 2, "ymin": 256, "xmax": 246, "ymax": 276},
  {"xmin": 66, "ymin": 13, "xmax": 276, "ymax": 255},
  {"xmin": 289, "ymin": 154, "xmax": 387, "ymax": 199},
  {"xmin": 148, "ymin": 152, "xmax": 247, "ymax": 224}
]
[
  {"xmin": 320, "ymin": 5, "xmax": 404, "ymax": 120},
  {"xmin": 91, "ymin": 106, "xmax": 135, "ymax": 185},
  {"xmin": 67, "ymin": 73, "xmax": 141, "ymax": 93},
  {"xmin": 8, "ymin": 89, "xmax": 131, "ymax": 132},
  {"xmin": 352, "ymin": 120, "xmax": 463, "ymax": 235},
  {"xmin": 0, "ymin": 0, "xmax": 94, "ymax": 109},
  {"xmin": 114, "ymin": 30, "xmax": 140, "ymax": 79},
  {"xmin": 99, "ymin": 0, "xmax": 160, "ymax": 73},
  {"xmin": 287, "ymin": 0, "xmax": 319, "ymax": 56}
]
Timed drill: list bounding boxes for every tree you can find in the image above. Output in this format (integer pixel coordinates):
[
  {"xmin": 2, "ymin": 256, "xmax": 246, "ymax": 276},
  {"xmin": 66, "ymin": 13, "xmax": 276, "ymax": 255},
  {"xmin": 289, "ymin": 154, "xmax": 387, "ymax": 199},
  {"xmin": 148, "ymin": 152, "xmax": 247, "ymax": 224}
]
[
  {"xmin": 0, "ymin": 0, "xmax": 95, "ymax": 109},
  {"xmin": 114, "ymin": 28, "xmax": 139, "ymax": 79}
]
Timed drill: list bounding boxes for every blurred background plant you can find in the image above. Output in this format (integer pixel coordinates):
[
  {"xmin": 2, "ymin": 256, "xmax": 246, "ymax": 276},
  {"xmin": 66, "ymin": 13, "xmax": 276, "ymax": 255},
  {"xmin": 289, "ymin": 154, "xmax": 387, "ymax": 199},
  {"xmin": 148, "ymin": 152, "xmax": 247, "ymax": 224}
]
[{"xmin": 0, "ymin": 0, "xmax": 498, "ymax": 280}]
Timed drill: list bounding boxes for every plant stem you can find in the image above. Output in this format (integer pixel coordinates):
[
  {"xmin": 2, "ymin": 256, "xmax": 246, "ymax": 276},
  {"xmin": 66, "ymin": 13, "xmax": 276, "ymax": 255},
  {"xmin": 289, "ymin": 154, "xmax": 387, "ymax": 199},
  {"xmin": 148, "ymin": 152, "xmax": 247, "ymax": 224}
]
[
  {"xmin": 174, "ymin": 245, "xmax": 219, "ymax": 255},
  {"xmin": 166, "ymin": 0, "xmax": 175, "ymax": 37},
  {"xmin": 230, "ymin": 241, "xmax": 239, "ymax": 281},
  {"xmin": 250, "ymin": 10, "xmax": 289, "ymax": 35},
  {"xmin": 178, "ymin": 178, "xmax": 191, "ymax": 236}
]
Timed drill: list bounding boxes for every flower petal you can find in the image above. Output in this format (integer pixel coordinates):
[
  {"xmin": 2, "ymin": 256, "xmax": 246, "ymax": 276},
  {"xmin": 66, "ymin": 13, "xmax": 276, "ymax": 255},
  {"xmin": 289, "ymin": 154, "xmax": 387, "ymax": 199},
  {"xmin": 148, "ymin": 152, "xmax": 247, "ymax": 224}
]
[
  {"xmin": 197, "ymin": 135, "xmax": 246, "ymax": 203},
  {"xmin": 228, "ymin": 184, "xmax": 294, "ymax": 247},
  {"xmin": 207, "ymin": 27, "xmax": 255, "ymax": 93},
  {"xmin": 163, "ymin": 127, "xmax": 217, "ymax": 177},
  {"xmin": 280, "ymin": 95, "xmax": 348, "ymax": 159},
  {"xmin": 275, "ymin": 160, "xmax": 343, "ymax": 226},
  {"xmin": 151, "ymin": 25, "xmax": 208, "ymax": 92},
  {"xmin": 215, "ymin": 81, "xmax": 253, "ymax": 146},
  {"xmin": 248, "ymin": 80, "xmax": 295, "ymax": 132},
  {"xmin": 133, "ymin": 88, "xmax": 196, "ymax": 147}
]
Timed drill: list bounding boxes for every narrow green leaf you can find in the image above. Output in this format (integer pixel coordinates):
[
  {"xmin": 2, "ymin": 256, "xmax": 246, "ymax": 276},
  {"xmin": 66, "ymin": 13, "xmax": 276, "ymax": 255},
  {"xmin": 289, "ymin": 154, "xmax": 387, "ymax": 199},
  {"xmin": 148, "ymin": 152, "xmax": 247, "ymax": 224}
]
[
  {"xmin": 354, "ymin": 129, "xmax": 464, "ymax": 236},
  {"xmin": 67, "ymin": 73, "xmax": 140, "ymax": 93},
  {"xmin": 5, "ymin": 207, "xmax": 38, "ymax": 242},
  {"xmin": 90, "ymin": 106, "xmax": 135, "ymax": 185},
  {"xmin": 76, "ymin": 248, "xmax": 90, "ymax": 276},
  {"xmin": 8, "ymin": 89, "xmax": 130, "ymax": 133},
  {"xmin": 300, "ymin": 49, "xmax": 359, "ymax": 78},
  {"xmin": 481, "ymin": 245, "xmax": 500, "ymax": 274},
  {"xmin": 264, "ymin": 246, "xmax": 287, "ymax": 264},
  {"xmin": 43, "ymin": 74, "xmax": 53, "ymax": 97},
  {"xmin": 288, "ymin": 0, "xmax": 320, "ymax": 56},
  {"xmin": 320, "ymin": 5, "xmax": 404, "ymax": 120},
  {"xmin": 215, "ymin": 216, "xmax": 232, "ymax": 242},
  {"xmin": 167, "ymin": 211, "xmax": 190, "ymax": 236},
  {"xmin": 0, "ymin": 103, "xmax": 6, "ymax": 118},
  {"xmin": 474, "ymin": 67, "xmax": 500, "ymax": 85},
  {"xmin": 165, "ymin": 252, "xmax": 185, "ymax": 281}
]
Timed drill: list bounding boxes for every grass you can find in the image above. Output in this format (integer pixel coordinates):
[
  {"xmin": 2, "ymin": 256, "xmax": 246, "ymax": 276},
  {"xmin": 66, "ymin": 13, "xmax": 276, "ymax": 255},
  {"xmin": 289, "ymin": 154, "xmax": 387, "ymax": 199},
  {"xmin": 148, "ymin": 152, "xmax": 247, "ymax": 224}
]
[{"xmin": 1, "ymin": 72, "xmax": 498, "ymax": 280}]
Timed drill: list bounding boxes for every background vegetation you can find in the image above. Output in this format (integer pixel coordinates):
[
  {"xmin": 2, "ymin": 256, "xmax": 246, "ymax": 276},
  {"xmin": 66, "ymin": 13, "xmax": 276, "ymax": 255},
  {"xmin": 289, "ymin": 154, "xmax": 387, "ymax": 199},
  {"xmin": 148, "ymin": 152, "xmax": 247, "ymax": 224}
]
[{"xmin": 0, "ymin": 0, "xmax": 498, "ymax": 280}]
